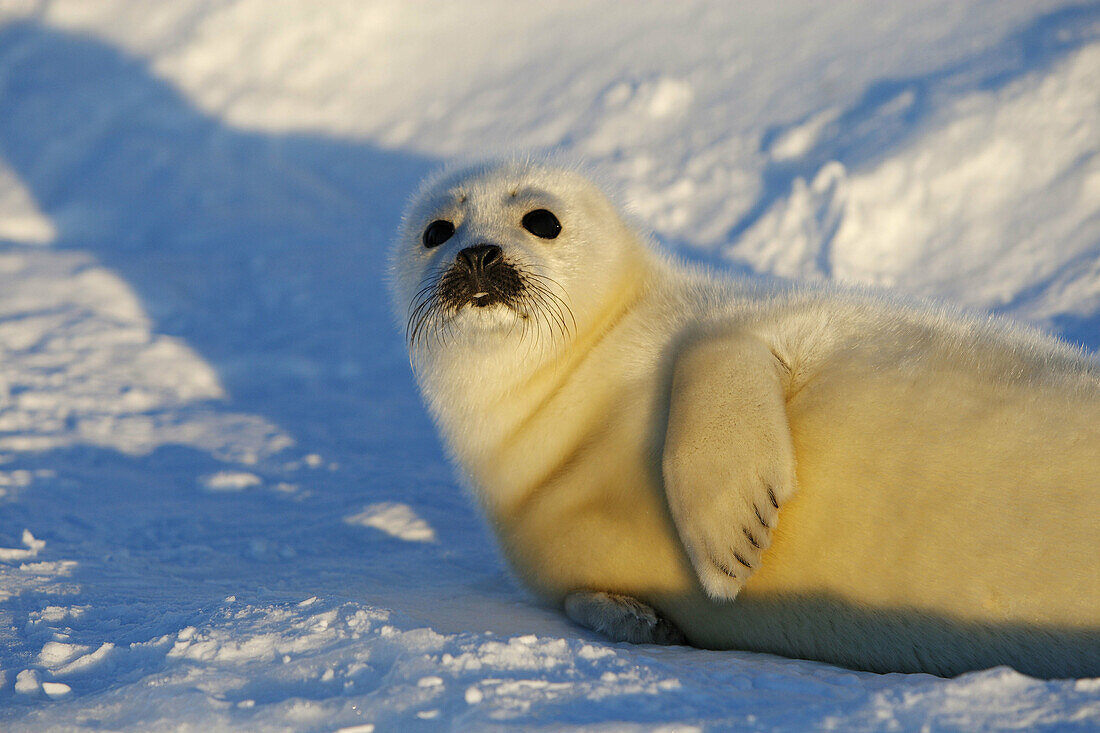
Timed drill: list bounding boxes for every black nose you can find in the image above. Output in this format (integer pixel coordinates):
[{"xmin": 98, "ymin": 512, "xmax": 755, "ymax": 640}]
[{"xmin": 456, "ymin": 244, "xmax": 502, "ymax": 272}]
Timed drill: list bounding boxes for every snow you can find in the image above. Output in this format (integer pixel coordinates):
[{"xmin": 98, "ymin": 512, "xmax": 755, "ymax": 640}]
[
  {"xmin": 0, "ymin": 0, "xmax": 1097, "ymax": 729},
  {"xmin": 0, "ymin": 530, "xmax": 44, "ymax": 562},
  {"xmin": 345, "ymin": 502, "xmax": 437, "ymax": 543}
]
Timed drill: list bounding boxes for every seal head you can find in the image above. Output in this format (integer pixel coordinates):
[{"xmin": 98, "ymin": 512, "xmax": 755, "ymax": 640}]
[{"xmin": 391, "ymin": 160, "xmax": 645, "ymax": 364}]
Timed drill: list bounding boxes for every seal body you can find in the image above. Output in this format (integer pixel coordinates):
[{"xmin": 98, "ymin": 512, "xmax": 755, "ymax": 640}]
[{"xmin": 390, "ymin": 160, "xmax": 1100, "ymax": 678}]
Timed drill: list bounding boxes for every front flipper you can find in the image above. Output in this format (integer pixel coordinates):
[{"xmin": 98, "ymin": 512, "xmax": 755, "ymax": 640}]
[
  {"xmin": 662, "ymin": 331, "xmax": 796, "ymax": 601},
  {"xmin": 563, "ymin": 591, "xmax": 685, "ymax": 645}
]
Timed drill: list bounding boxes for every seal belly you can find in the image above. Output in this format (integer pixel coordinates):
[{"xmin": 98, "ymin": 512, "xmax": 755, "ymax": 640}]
[
  {"xmin": 749, "ymin": 346, "xmax": 1100, "ymax": 628},
  {"xmin": 661, "ymin": 346, "xmax": 1100, "ymax": 676}
]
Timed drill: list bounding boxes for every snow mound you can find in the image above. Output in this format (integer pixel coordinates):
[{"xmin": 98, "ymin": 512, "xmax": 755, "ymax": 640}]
[{"xmin": 345, "ymin": 502, "xmax": 436, "ymax": 543}]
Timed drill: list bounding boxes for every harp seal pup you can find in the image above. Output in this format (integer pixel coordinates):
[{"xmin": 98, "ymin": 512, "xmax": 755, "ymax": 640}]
[{"xmin": 390, "ymin": 159, "xmax": 1100, "ymax": 678}]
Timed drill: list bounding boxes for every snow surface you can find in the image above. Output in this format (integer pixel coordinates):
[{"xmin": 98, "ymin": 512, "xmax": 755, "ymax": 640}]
[{"xmin": 0, "ymin": 0, "xmax": 1098, "ymax": 729}]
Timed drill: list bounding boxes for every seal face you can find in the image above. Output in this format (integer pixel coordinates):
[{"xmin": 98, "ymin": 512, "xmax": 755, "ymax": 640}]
[
  {"xmin": 392, "ymin": 162, "xmax": 641, "ymax": 365},
  {"xmin": 391, "ymin": 158, "xmax": 1100, "ymax": 679}
]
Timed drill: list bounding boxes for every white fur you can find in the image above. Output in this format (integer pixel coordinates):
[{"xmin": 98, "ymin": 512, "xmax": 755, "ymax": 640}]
[{"xmin": 390, "ymin": 159, "xmax": 1100, "ymax": 678}]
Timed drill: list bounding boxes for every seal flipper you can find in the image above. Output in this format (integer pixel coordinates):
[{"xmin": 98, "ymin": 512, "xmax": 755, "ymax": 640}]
[
  {"xmin": 563, "ymin": 591, "xmax": 685, "ymax": 645},
  {"xmin": 662, "ymin": 331, "xmax": 797, "ymax": 600}
]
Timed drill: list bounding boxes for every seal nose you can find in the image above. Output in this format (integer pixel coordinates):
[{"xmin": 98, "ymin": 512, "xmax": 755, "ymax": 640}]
[{"xmin": 456, "ymin": 244, "xmax": 502, "ymax": 272}]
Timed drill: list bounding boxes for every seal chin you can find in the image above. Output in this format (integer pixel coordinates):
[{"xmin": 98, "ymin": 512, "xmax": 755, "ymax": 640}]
[
  {"xmin": 405, "ymin": 272, "xmax": 531, "ymax": 350},
  {"xmin": 454, "ymin": 297, "xmax": 518, "ymax": 324}
]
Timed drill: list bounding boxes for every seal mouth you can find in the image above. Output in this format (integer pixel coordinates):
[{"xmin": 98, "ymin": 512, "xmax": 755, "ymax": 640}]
[
  {"xmin": 468, "ymin": 290, "xmax": 506, "ymax": 308},
  {"xmin": 405, "ymin": 252, "xmax": 575, "ymax": 350}
]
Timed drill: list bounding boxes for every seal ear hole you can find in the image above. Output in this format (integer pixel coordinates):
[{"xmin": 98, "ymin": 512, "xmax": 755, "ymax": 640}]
[
  {"xmin": 423, "ymin": 220, "xmax": 455, "ymax": 249},
  {"xmin": 521, "ymin": 209, "xmax": 562, "ymax": 239}
]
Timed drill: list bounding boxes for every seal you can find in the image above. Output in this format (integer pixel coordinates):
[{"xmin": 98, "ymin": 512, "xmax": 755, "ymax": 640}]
[{"xmin": 390, "ymin": 159, "xmax": 1100, "ymax": 678}]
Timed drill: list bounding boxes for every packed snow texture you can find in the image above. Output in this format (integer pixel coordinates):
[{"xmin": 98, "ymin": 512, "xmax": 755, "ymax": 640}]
[{"xmin": 0, "ymin": 0, "xmax": 1098, "ymax": 729}]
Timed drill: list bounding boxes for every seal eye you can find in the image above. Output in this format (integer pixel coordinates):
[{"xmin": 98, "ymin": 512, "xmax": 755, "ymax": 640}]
[
  {"xmin": 521, "ymin": 209, "xmax": 561, "ymax": 239},
  {"xmin": 423, "ymin": 220, "xmax": 455, "ymax": 249}
]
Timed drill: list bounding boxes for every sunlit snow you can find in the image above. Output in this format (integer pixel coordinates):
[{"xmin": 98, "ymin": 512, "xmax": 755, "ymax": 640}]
[{"xmin": 0, "ymin": 0, "xmax": 1097, "ymax": 730}]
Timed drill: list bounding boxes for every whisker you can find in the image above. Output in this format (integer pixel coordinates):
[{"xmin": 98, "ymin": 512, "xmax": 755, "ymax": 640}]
[{"xmin": 404, "ymin": 253, "xmax": 577, "ymax": 362}]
